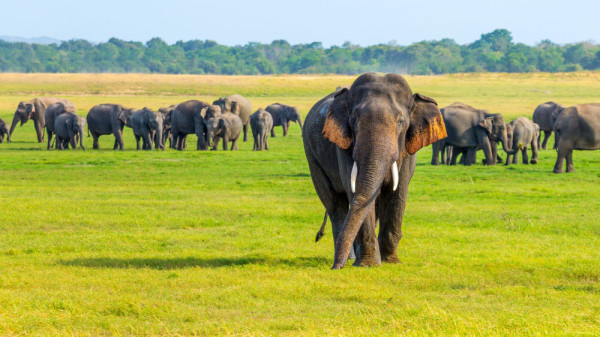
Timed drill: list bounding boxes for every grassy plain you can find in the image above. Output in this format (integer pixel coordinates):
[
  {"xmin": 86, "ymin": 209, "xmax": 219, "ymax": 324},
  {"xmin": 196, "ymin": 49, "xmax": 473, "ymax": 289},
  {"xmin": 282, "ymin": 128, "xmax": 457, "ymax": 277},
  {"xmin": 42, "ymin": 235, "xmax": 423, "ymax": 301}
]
[{"xmin": 0, "ymin": 72, "xmax": 599, "ymax": 336}]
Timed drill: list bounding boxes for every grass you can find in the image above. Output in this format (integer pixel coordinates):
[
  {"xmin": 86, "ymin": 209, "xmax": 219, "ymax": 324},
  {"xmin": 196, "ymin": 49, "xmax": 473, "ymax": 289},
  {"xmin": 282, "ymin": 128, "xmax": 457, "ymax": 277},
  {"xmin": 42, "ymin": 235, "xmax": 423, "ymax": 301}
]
[{"xmin": 0, "ymin": 72, "xmax": 599, "ymax": 336}]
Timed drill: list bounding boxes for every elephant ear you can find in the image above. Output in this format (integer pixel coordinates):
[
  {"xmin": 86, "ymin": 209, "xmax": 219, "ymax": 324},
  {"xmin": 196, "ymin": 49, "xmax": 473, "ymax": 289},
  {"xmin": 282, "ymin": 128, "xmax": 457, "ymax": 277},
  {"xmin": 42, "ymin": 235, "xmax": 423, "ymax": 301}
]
[
  {"xmin": 322, "ymin": 87, "xmax": 352, "ymax": 149},
  {"xmin": 218, "ymin": 118, "xmax": 225, "ymax": 129},
  {"xmin": 405, "ymin": 93, "xmax": 447, "ymax": 155},
  {"xmin": 200, "ymin": 107, "xmax": 208, "ymax": 119},
  {"xmin": 231, "ymin": 101, "xmax": 238, "ymax": 114},
  {"xmin": 118, "ymin": 109, "xmax": 129, "ymax": 125},
  {"xmin": 26, "ymin": 104, "xmax": 35, "ymax": 118},
  {"xmin": 478, "ymin": 117, "xmax": 493, "ymax": 134}
]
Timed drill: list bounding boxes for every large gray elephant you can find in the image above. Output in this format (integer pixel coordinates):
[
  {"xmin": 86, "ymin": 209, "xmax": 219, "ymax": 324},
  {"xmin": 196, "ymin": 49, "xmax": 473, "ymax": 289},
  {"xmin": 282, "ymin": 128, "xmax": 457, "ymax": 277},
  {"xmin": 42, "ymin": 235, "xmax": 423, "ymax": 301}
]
[
  {"xmin": 0, "ymin": 118, "xmax": 10, "ymax": 143},
  {"xmin": 206, "ymin": 112, "xmax": 243, "ymax": 151},
  {"xmin": 437, "ymin": 103, "xmax": 510, "ymax": 165},
  {"xmin": 44, "ymin": 102, "xmax": 76, "ymax": 150},
  {"xmin": 86, "ymin": 104, "xmax": 136, "ymax": 150},
  {"xmin": 213, "ymin": 94, "xmax": 252, "ymax": 142},
  {"xmin": 532, "ymin": 101, "xmax": 562, "ymax": 150},
  {"xmin": 504, "ymin": 117, "xmax": 540, "ymax": 165},
  {"xmin": 130, "ymin": 107, "xmax": 164, "ymax": 150},
  {"xmin": 265, "ymin": 103, "xmax": 302, "ymax": 137},
  {"xmin": 303, "ymin": 73, "xmax": 446, "ymax": 269},
  {"xmin": 250, "ymin": 108, "xmax": 273, "ymax": 151},
  {"xmin": 553, "ymin": 103, "xmax": 600, "ymax": 173},
  {"xmin": 10, "ymin": 97, "xmax": 74, "ymax": 143},
  {"xmin": 170, "ymin": 100, "xmax": 221, "ymax": 150},
  {"xmin": 54, "ymin": 112, "xmax": 86, "ymax": 150}
]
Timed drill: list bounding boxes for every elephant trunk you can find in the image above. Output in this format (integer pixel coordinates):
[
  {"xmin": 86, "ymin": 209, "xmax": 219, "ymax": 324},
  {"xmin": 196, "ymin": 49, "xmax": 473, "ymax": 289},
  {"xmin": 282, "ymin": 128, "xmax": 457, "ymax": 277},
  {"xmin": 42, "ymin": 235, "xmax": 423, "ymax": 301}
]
[
  {"xmin": 155, "ymin": 129, "xmax": 164, "ymax": 150},
  {"xmin": 79, "ymin": 132, "xmax": 85, "ymax": 150},
  {"xmin": 332, "ymin": 132, "xmax": 397, "ymax": 269},
  {"xmin": 70, "ymin": 136, "xmax": 77, "ymax": 150},
  {"xmin": 297, "ymin": 117, "xmax": 303, "ymax": 135},
  {"xmin": 9, "ymin": 114, "xmax": 20, "ymax": 139},
  {"xmin": 500, "ymin": 128, "xmax": 513, "ymax": 154}
]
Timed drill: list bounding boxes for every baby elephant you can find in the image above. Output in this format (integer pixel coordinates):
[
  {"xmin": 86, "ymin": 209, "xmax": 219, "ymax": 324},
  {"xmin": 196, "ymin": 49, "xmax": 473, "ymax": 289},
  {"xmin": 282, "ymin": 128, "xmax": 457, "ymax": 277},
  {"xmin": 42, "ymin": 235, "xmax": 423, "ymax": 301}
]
[
  {"xmin": 206, "ymin": 113, "xmax": 243, "ymax": 151},
  {"xmin": 54, "ymin": 112, "xmax": 86, "ymax": 150},
  {"xmin": 0, "ymin": 118, "xmax": 10, "ymax": 143},
  {"xmin": 250, "ymin": 108, "xmax": 273, "ymax": 151},
  {"xmin": 504, "ymin": 117, "xmax": 539, "ymax": 165},
  {"xmin": 130, "ymin": 107, "xmax": 164, "ymax": 150}
]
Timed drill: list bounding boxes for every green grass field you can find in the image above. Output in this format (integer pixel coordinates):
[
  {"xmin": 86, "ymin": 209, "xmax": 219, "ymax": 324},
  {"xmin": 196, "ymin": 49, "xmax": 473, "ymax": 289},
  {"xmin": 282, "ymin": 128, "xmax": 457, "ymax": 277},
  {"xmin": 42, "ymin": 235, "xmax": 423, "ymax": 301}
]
[{"xmin": 0, "ymin": 73, "xmax": 599, "ymax": 336}]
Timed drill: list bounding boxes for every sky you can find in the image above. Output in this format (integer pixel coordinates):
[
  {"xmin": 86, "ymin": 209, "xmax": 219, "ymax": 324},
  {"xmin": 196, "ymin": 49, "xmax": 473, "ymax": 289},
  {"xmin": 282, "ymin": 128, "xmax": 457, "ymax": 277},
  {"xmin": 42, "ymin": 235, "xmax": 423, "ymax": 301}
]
[{"xmin": 1, "ymin": 0, "xmax": 599, "ymax": 46}]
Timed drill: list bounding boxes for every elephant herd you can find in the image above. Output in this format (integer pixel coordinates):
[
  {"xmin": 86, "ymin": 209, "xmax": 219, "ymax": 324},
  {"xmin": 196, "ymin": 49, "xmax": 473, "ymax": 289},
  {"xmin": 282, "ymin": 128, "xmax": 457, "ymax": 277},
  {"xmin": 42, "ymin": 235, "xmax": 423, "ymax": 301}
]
[
  {"xmin": 430, "ymin": 101, "xmax": 600, "ymax": 173},
  {"xmin": 2, "ymin": 95, "xmax": 304, "ymax": 152}
]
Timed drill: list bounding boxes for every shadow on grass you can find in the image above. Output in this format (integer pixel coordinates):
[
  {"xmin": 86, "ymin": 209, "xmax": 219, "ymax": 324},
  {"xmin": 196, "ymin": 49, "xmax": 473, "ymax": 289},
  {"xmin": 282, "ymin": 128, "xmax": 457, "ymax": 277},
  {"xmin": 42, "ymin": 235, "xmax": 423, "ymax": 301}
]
[{"xmin": 59, "ymin": 255, "xmax": 329, "ymax": 269}]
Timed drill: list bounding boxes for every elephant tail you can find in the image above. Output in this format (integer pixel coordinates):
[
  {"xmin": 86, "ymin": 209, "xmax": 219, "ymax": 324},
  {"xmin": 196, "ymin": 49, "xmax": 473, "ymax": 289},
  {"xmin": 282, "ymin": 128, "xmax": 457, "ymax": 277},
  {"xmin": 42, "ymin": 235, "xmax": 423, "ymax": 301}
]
[
  {"xmin": 87, "ymin": 125, "xmax": 90, "ymax": 137},
  {"xmin": 315, "ymin": 211, "xmax": 328, "ymax": 242}
]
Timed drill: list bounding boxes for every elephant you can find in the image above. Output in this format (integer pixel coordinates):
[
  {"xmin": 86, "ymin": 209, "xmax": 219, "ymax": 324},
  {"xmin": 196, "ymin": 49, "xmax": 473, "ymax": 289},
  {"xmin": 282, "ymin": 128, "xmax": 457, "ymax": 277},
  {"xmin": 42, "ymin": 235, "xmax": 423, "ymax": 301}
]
[
  {"xmin": 213, "ymin": 94, "xmax": 252, "ymax": 142},
  {"xmin": 532, "ymin": 101, "xmax": 562, "ymax": 150},
  {"xmin": 44, "ymin": 102, "xmax": 76, "ymax": 150},
  {"xmin": 158, "ymin": 105, "xmax": 176, "ymax": 149},
  {"xmin": 503, "ymin": 117, "xmax": 540, "ymax": 165},
  {"xmin": 130, "ymin": 107, "xmax": 164, "ymax": 150},
  {"xmin": 250, "ymin": 108, "xmax": 273, "ymax": 151},
  {"xmin": 54, "ymin": 112, "xmax": 86, "ymax": 150},
  {"xmin": 170, "ymin": 100, "xmax": 221, "ymax": 150},
  {"xmin": 265, "ymin": 103, "xmax": 302, "ymax": 137},
  {"xmin": 436, "ymin": 102, "xmax": 510, "ymax": 166},
  {"xmin": 0, "ymin": 118, "xmax": 10, "ymax": 143},
  {"xmin": 10, "ymin": 97, "xmax": 74, "ymax": 143},
  {"xmin": 206, "ymin": 112, "xmax": 243, "ymax": 151},
  {"xmin": 303, "ymin": 73, "xmax": 447, "ymax": 269},
  {"xmin": 552, "ymin": 103, "xmax": 600, "ymax": 173},
  {"xmin": 86, "ymin": 104, "xmax": 136, "ymax": 150}
]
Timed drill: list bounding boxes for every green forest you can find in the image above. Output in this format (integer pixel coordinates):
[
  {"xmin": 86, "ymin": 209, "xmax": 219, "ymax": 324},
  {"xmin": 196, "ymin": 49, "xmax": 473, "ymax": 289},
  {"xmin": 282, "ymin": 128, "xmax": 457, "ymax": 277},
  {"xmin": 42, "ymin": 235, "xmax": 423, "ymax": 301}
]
[{"xmin": 1, "ymin": 29, "xmax": 599, "ymax": 75}]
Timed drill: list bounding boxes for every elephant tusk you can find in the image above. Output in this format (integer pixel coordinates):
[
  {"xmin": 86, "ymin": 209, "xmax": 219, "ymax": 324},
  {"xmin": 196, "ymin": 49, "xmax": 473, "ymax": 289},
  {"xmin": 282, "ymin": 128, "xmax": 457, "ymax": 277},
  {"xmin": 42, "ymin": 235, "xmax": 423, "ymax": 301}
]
[
  {"xmin": 392, "ymin": 161, "xmax": 399, "ymax": 191},
  {"xmin": 351, "ymin": 161, "xmax": 357, "ymax": 193}
]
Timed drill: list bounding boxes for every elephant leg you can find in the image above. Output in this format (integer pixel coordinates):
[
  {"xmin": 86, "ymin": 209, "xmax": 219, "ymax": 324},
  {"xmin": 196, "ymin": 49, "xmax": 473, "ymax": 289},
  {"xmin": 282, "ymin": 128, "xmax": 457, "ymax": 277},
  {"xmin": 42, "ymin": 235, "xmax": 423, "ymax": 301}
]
[
  {"xmin": 135, "ymin": 135, "xmax": 141, "ymax": 150},
  {"xmin": 449, "ymin": 149, "xmax": 459, "ymax": 165},
  {"xmin": 113, "ymin": 129, "xmax": 124, "ymax": 150},
  {"xmin": 231, "ymin": 138, "xmax": 238, "ymax": 151},
  {"xmin": 566, "ymin": 150, "xmax": 575, "ymax": 172},
  {"xmin": 505, "ymin": 153, "xmax": 511, "ymax": 165},
  {"xmin": 90, "ymin": 131, "xmax": 99, "ymax": 149},
  {"xmin": 243, "ymin": 124, "xmax": 248, "ymax": 142},
  {"xmin": 490, "ymin": 140, "xmax": 498, "ymax": 165},
  {"xmin": 353, "ymin": 207, "xmax": 381, "ymax": 267},
  {"xmin": 47, "ymin": 130, "xmax": 53, "ymax": 150},
  {"xmin": 264, "ymin": 134, "xmax": 269, "ymax": 150},
  {"xmin": 306, "ymin": 155, "xmax": 355, "ymax": 261},
  {"xmin": 283, "ymin": 122, "xmax": 289, "ymax": 137},
  {"xmin": 541, "ymin": 130, "xmax": 551, "ymax": 150},
  {"xmin": 431, "ymin": 142, "xmax": 440, "ymax": 165},
  {"xmin": 463, "ymin": 148, "xmax": 476, "ymax": 166},
  {"xmin": 378, "ymin": 156, "xmax": 415, "ymax": 264},
  {"xmin": 553, "ymin": 139, "xmax": 572, "ymax": 173},
  {"xmin": 478, "ymin": 135, "xmax": 494, "ymax": 165},
  {"xmin": 522, "ymin": 147, "xmax": 529, "ymax": 164},
  {"xmin": 222, "ymin": 136, "xmax": 229, "ymax": 151},
  {"xmin": 35, "ymin": 119, "xmax": 44, "ymax": 143},
  {"xmin": 530, "ymin": 139, "xmax": 539, "ymax": 164},
  {"xmin": 271, "ymin": 126, "xmax": 276, "ymax": 137}
]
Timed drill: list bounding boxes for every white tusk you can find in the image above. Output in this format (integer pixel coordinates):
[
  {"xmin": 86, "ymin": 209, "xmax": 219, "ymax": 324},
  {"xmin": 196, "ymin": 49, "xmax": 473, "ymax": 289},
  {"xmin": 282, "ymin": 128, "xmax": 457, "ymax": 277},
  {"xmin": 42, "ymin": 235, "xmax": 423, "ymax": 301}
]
[
  {"xmin": 351, "ymin": 162, "xmax": 357, "ymax": 193},
  {"xmin": 392, "ymin": 161, "xmax": 399, "ymax": 191}
]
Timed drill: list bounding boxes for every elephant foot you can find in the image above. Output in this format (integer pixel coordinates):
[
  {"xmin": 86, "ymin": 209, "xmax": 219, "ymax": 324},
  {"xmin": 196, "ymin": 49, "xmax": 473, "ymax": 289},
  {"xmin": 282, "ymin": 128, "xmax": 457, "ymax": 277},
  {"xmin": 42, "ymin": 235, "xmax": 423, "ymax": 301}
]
[
  {"xmin": 381, "ymin": 254, "xmax": 401, "ymax": 264},
  {"xmin": 353, "ymin": 256, "xmax": 381, "ymax": 267},
  {"xmin": 566, "ymin": 166, "xmax": 575, "ymax": 173},
  {"xmin": 553, "ymin": 168, "xmax": 563, "ymax": 174},
  {"xmin": 530, "ymin": 159, "xmax": 538, "ymax": 164}
]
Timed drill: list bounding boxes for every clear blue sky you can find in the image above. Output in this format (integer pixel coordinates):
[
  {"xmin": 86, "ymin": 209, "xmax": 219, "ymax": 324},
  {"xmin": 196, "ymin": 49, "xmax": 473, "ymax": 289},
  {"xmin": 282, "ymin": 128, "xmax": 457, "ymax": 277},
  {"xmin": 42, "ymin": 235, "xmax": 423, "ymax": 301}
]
[{"xmin": 2, "ymin": 0, "xmax": 598, "ymax": 46}]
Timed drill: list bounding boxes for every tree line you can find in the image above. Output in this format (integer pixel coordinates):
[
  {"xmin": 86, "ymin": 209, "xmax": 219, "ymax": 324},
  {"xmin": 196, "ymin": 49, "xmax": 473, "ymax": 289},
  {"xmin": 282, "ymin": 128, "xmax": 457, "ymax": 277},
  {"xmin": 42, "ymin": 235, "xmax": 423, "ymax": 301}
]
[{"xmin": 1, "ymin": 29, "xmax": 599, "ymax": 75}]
